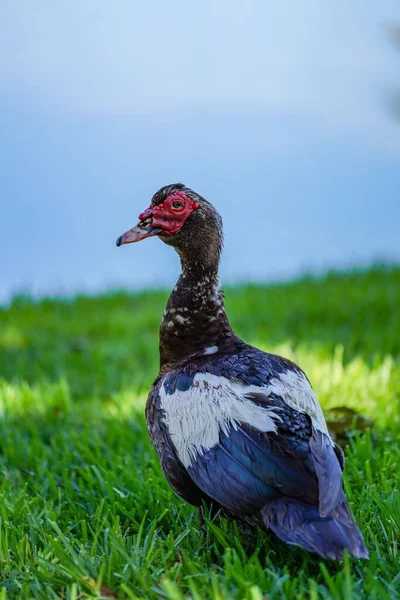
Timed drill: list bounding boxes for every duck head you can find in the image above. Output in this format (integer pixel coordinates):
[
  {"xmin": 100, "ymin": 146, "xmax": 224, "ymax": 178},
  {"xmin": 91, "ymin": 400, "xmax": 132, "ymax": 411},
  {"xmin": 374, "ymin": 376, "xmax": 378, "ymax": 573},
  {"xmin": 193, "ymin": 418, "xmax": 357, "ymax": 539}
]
[{"xmin": 116, "ymin": 183, "xmax": 223, "ymax": 267}]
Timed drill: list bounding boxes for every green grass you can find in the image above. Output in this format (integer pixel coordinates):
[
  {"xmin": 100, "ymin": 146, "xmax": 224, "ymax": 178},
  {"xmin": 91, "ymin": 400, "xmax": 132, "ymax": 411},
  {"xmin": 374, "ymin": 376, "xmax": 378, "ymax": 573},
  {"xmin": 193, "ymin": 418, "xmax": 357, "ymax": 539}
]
[{"xmin": 0, "ymin": 266, "xmax": 399, "ymax": 599}]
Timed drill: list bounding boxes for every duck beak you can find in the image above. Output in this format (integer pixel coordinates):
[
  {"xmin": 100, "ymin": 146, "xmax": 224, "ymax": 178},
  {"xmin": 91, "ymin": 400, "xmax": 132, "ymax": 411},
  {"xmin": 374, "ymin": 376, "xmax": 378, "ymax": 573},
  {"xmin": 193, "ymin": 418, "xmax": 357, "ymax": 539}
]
[{"xmin": 116, "ymin": 222, "xmax": 162, "ymax": 247}]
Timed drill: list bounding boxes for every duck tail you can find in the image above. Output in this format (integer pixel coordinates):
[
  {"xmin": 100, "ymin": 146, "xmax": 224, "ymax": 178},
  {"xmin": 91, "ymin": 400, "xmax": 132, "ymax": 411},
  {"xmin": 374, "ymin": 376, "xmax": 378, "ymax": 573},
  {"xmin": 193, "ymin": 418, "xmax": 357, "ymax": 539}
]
[{"xmin": 261, "ymin": 497, "xmax": 368, "ymax": 560}]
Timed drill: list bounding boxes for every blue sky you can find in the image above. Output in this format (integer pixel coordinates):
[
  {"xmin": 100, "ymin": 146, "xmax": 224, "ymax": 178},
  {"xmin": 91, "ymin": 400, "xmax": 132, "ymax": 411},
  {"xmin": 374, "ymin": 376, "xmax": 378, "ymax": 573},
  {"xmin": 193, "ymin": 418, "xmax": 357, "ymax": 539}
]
[{"xmin": 1, "ymin": 1, "xmax": 399, "ymax": 302}]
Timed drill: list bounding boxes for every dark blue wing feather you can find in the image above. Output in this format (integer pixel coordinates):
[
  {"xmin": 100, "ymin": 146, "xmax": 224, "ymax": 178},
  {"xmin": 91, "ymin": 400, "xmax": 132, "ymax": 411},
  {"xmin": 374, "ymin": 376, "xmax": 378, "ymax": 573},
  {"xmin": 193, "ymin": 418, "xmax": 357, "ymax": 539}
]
[
  {"xmin": 187, "ymin": 422, "xmax": 320, "ymax": 515},
  {"xmin": 310, "ymin": 428, "xmax": 345, "ymax": 516},
  {"xmin": 188, "ymin": 430, "xmax": 277, "ymax": 514},
  {"xmin": 262, "ymin": 497, "xmax": 369, "ymax": 560}
]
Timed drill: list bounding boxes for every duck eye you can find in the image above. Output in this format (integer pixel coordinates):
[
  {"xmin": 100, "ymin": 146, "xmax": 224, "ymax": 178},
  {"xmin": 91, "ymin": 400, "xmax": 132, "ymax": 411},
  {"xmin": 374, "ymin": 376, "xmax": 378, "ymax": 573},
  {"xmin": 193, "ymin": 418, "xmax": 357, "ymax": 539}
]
[{"xmin": 172, "ymin": 200, "xmax": 184, "ymax": 209}]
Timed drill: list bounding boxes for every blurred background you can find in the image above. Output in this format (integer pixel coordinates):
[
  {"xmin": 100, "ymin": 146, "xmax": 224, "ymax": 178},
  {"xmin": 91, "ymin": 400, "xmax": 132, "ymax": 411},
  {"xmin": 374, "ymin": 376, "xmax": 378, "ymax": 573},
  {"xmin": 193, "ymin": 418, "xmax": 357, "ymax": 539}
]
[{"xmin": 1, "ymin": 1, "xmax": 399, "ymax": 303}]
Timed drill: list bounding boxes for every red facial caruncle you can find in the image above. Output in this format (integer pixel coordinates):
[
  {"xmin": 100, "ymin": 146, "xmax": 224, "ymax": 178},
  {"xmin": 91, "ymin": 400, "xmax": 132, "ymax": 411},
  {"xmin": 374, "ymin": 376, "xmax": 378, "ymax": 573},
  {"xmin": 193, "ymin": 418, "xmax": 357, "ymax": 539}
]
[
  {"xmin": 139, "ymin": 192, "xmax": 199, "ymax": 236},
  {"xmin": 116, "ymin": 192, "xmax": 199, "ymax": 247}
]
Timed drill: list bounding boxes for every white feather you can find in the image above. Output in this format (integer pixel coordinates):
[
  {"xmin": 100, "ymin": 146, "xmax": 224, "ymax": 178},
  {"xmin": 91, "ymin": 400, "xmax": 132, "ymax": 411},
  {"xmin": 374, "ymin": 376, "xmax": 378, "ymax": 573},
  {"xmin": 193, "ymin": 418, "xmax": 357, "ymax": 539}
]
[
  {"xmin": 160, "ymin": 373, "xmax": 281, "ymax": 467},
  {"xmin": 203, "ymin": 345, "xmax": 218, "ymax": 355},
  {"xmin": 268, "ymin": 370, "xmax": 330, "ymax": 436},
  {"xmin": 175, "ymin": 314, "xmax": 190, "ymax": 325}
]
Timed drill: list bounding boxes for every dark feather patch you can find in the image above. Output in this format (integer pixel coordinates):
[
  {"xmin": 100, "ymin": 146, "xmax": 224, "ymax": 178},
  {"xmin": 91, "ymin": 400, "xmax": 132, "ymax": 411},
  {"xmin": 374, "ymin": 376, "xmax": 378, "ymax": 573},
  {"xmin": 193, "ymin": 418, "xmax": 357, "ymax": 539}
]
[
  {"xmin": 309, "ymin": 428, "xmax": 344, "ymax": 517},
  {"xmin": 261, "ymin": 497, "xmax": 368, "ymax": 560},
  {"xmin": 163, "ymin": 372, "xmax": 195, "ymax": 395},
  {"xmin": 187, "ymin": 423, "xmax": 319, "ymax": 515}
]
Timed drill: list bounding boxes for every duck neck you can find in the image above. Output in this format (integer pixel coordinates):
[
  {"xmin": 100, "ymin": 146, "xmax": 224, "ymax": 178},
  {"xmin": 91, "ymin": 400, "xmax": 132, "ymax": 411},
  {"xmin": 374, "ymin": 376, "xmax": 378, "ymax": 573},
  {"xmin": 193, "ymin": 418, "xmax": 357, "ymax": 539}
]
[{"xmin": 159, "ymin": 255, "xmax": 235, "ymax": 371}]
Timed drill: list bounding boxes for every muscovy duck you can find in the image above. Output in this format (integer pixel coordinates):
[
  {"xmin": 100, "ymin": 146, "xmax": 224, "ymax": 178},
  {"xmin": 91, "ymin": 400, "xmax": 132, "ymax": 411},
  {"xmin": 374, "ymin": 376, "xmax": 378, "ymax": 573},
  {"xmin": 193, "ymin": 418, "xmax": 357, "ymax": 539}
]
[{"xmin": 116, "ymin": 183, "xmax": 368, "ymax": 560}]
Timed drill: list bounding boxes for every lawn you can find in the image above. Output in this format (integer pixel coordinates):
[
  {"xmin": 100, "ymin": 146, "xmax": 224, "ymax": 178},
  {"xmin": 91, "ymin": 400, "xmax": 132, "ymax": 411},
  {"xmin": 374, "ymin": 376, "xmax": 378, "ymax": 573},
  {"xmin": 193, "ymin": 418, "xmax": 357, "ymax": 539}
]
[{"xmin": 0, "ymin": 267, "xmax": 399, "ymax": 599}]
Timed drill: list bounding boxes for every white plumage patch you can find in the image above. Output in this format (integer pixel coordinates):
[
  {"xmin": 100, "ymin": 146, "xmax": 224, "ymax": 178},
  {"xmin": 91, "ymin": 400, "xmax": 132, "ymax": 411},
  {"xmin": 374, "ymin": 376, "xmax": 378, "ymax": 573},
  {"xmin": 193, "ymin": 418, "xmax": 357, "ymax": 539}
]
[
  {"xmin": 203, "ymin": 345, "xmax": 218, "ymax": 355},
  {"xmin": 159, "ymin": 368, "xmax": 332, "ymax": 468},
  {"xmin": 268, "ymin": 370, "xmax": 330, "ymax": 436},
  {"xmin": 159, "ymin": 373, "xmax": 281, "ymax": 467}
]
